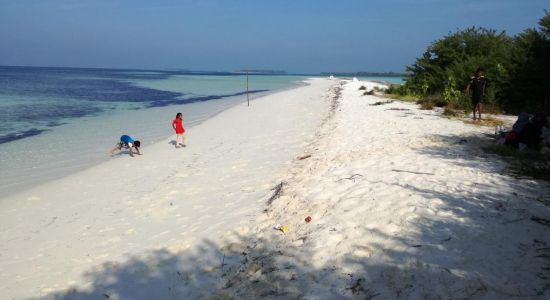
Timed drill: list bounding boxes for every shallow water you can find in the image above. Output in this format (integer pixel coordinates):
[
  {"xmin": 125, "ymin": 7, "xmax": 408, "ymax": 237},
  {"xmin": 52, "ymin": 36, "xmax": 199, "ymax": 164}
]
[{"xmin": 0, "ymin": 66, "xmax": 307, "ymax": 197}]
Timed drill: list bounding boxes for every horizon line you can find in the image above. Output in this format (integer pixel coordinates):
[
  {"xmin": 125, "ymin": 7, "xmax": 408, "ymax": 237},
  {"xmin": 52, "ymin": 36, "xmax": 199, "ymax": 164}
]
[{"xmin": 0, "ymin": 64, "xmax": 406, "ymax": 76}]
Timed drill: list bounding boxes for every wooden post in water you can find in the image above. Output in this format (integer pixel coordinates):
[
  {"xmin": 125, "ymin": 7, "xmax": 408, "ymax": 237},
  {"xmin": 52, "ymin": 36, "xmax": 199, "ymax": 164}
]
[{"xmin": 246, "ymin": 71, "xmax": 250, "ymax": 107}]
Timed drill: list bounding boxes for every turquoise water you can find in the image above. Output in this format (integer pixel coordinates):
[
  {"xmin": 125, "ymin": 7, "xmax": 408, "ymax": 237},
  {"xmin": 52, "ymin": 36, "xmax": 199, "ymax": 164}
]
[
  {"xmin": 0, "ymin": 67, "xmax": 307, "ymax": 197},
  {"xmin": 0, "ymin": 67, "xmax": 306, "ymax": 144}
]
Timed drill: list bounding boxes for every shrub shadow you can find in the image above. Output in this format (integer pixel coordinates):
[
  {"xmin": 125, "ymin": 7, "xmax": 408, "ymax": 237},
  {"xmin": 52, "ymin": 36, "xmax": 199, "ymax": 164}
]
[{"xmin": 31, "ymin": 132, "xmax": 550, "ymax": 299}]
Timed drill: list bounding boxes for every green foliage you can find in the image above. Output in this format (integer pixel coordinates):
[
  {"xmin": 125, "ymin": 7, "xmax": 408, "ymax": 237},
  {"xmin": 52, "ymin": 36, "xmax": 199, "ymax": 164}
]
[
  {"xmin": 398, "ymin": 12, "xmax": 550, "ymax": 113},
  {"xmin": 538, "ymin": 10, "xmax": 550, "ymax": 38},
  {"xmin": 504, "ymin": 11, "xmax": 550, "ymax": 113},
  {"xmin": 442, "ymin": 73, "xmax": 462, "ymax": 106},
  {"xmin": 404, "ymin": 27, "xmax": 515, "ymax": 108},
  {"xmin": 386, "ymin": 84, "xmax": 406, "ymax": 95}
]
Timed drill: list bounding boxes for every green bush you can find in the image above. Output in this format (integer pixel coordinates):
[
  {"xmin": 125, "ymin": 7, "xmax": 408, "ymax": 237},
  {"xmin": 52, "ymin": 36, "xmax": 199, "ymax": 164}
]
[{"xmin": 399, "ymin": 12, "xmax": 550, "ymax": 114}]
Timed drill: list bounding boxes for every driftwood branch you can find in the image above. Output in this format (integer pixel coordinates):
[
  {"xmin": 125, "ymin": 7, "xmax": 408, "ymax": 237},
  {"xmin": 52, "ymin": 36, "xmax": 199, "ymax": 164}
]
[
  {"xmin": 370, "ymin": 100, "xmax": 393, "ymax": 106},
  {"xmin": 535, "ymin": 196, "xmax": 550, "ymax": 207},
  {"xmin": 531, "ymin": 216, "xmax": 550, "ymax": 227},
  {"xmin": 501, "ymin": 217, "xmax": 529, "ymax": 224},
  {"xmin": 392, "ymin": 169, "xmax": 435, "ymax": 175},
  {"xmin": 221, "ymin": 252, "xmax": 226, "ymax": 272},
  {"xmin": 267, "ymin": 182, "xmax": 285, "ymax": 206},
  {"xmin": 336, "ymin": 174, "xmax": 363, "ymax": 183}
]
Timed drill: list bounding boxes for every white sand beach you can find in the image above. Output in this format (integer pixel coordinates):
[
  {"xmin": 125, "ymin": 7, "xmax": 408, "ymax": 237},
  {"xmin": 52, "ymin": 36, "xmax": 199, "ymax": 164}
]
[{"xmin": 1, "ymin": 78, "xmax": 550, "ymax": 299}]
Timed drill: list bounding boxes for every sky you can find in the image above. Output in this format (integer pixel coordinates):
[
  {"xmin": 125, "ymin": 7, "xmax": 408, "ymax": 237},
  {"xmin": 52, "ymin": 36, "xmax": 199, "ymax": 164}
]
[{"xmin": 0, "ymin": 0, "xmax": 548, "ymax": 74}]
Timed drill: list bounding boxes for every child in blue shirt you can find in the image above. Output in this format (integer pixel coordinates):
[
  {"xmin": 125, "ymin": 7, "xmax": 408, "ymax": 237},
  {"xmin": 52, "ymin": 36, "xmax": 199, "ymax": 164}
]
[{"xmin": 111, "ymin": 134, "xmax": 142, "ymax": 157}]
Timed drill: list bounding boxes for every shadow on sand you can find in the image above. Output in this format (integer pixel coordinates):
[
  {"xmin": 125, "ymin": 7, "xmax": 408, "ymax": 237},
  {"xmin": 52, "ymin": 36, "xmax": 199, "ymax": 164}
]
[{"xmin": 34, "ymin": 133, "xmax": 550, "ymax": 299}]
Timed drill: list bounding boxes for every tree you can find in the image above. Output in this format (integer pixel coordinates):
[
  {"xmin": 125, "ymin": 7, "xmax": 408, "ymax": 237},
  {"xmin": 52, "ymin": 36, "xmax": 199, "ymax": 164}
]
[
  {"xmin": 404, "ymin": 27, "xmax": 515, "ymax": 110},
  {"xmin": 504, "ymin": 12, "xmax": 550, "ymax": 113}
]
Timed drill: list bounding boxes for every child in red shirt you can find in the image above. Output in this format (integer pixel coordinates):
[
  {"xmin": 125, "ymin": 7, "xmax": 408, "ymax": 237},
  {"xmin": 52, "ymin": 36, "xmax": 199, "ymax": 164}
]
[{"xmin": 172, "ymin": 112, "xmax": 186, "ymax": 148}]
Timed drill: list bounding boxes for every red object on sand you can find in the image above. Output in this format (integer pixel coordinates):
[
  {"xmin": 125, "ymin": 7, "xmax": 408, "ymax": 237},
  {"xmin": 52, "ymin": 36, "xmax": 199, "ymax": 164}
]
[{"xmin": 305, "ymin": 216, "xmax": 312, "ymax": 223}]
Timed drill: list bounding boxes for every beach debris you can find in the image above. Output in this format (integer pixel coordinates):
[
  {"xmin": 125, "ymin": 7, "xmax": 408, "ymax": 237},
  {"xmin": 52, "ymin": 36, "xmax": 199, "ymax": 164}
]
[
  {"xmin": 440, "ymin": 236, "xmax": 452, "ymax": 243},
  {"xmin": 370, "ymin": 100, "xmax": 393, "ymax": 106},
  {"xmin": 359, "ymin": 85, "xmax": 367, "ymax": 90},
  {"xmin": 535, "ymin": 196, "xmax": 550, "ymax": 207},
  {"xmin": 280, "ymin": 224, "xmax": 289, "ymax": 233},
  {"xmin": 363, "ymin": 90, "xmax": 375, "ymax": 96},
  {"xmin": 45, "ymin": 216, "xmax": 57, "ymax": 227},
  {"xmin": 336, "ymin": 174, "xmax": 363, "ymax": 183},
  {"xmin": 305, "ymin": 216, "xmax": 312, "ymax": 223},
  {"xmin": 501, "ymin": 217, "xmax": 529, "ymax": 224},
  {"xmin": 298, "ymin": 154, "xmax": 312, "ymax": 160},
  {"xmin": 267, "ymin": 181, "xmax": 285, "ymax": 206},
  {"xmin": 386, "ymin": 108, "xmax": 411, "ymax": 111},
  {"xmin": 221, "ymin": 253, "xmax": 226, "ymax": 271},
  {"xmin": 346, "ymin": 278, "xmax": 380, "ymax": 298},
  {"xmin": 274, "ymin": 224, "xmax": 289, "ymax": 233},
  {"xmin": 348, "ymin": 278, "xmax": 365, "ymax": 294},
  {"xmin": 391, "ymin": 169, "xmax": 435, "ymax": 175},
  {"xmin": 531, "ymin": 216, "xmax": 550, "ymax": 227}
]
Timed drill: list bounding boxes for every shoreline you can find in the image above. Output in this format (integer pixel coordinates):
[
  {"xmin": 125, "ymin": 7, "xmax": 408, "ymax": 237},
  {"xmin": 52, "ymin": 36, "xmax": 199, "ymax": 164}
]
[{"xmin": 0, "ymin": 79, "xmax": 309, "ymax": 199}]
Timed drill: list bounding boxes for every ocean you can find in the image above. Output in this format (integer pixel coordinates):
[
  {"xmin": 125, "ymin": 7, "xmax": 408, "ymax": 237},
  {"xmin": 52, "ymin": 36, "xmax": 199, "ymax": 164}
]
[{"xmin": 0, "ymin": 66, "xmax": 307, "ymax": 197}]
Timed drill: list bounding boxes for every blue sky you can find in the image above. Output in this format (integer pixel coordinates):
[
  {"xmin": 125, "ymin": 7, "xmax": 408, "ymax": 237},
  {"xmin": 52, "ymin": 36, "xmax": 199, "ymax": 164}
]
[{"xmin": 0, "ymin": 0, "xmax": 547, "ymax": 73}]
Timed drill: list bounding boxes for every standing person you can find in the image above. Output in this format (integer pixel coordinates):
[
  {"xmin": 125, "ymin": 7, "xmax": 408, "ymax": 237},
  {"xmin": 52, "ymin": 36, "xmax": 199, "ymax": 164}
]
[
  {"xmin": 172, "ymin": 112, "xmax": 186, "ymax": 148},
  {"xmin": 465, "ymin": 68, "xmax": 487, "ymax": 121},
  {"xmin": 111, "ymin": 134, "xmax": 141, "ymax": 157}
]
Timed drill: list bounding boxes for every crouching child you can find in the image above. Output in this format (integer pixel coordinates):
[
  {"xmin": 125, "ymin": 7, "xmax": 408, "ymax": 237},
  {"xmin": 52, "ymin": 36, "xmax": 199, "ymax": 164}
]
[{"xmin": 111, "ymin": 134, "xmax": 142, "ymax": 157}]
